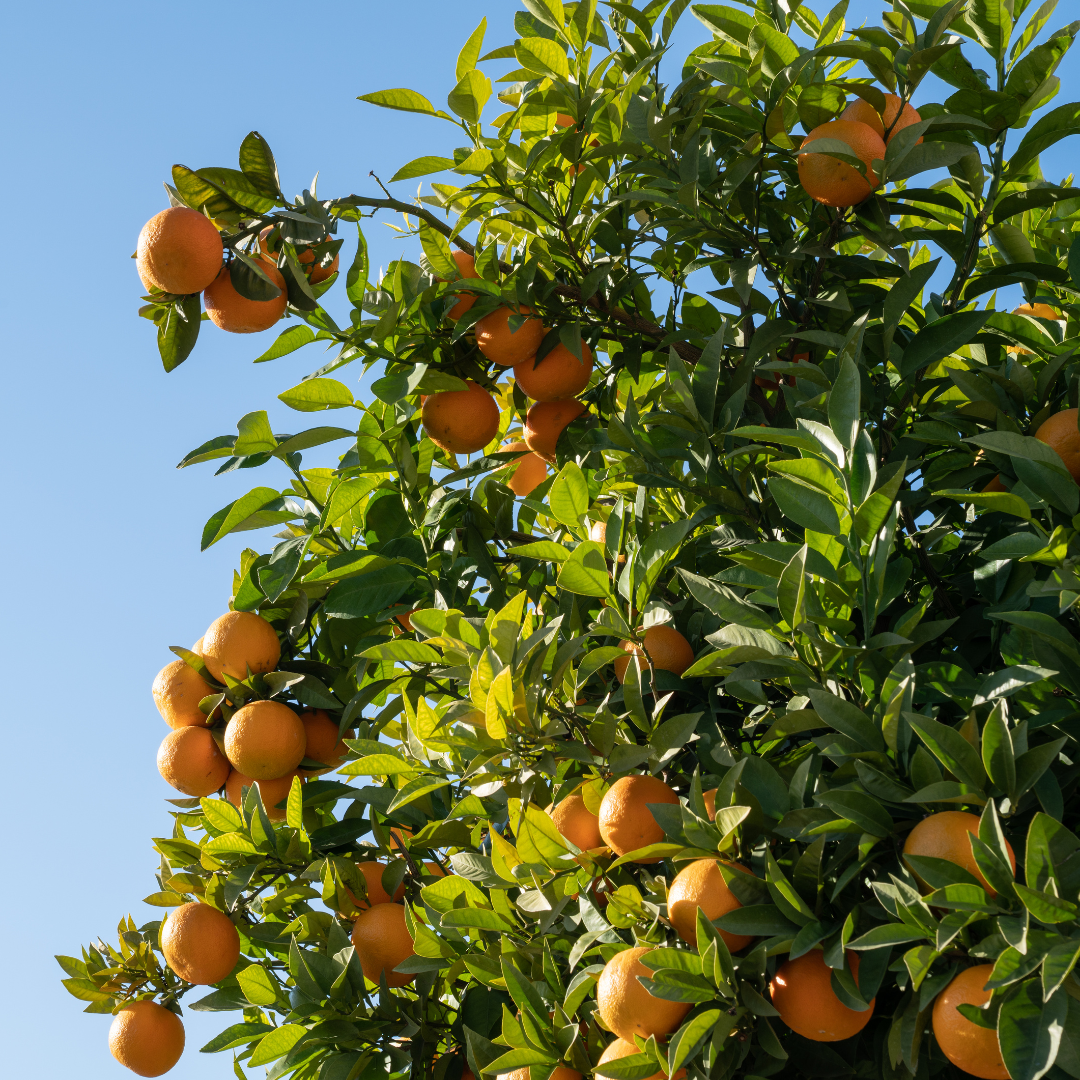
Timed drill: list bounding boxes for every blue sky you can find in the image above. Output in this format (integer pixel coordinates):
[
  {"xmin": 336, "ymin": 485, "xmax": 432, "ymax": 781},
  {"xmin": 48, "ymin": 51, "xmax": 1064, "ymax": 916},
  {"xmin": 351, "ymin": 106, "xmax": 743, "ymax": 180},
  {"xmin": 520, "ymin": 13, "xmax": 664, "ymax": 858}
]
[{"xmin": 1, "ymin": 1, "xmax": 1077, "ymax": 1076}]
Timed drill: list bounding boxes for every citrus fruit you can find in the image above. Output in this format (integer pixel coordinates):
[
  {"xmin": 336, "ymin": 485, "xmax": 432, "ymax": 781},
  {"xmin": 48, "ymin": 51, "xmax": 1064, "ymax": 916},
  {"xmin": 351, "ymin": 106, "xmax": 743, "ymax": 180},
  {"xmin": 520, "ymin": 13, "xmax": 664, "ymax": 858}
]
[
  {"xmin": 224, "ymin": 699, "xmax": 306, "ymax": 780},
  {"xmin": 798, "ymin": 120, "xmax": 885, "ymax": 207},
  {"xmin": 514, "ymin": 341, "xmax": 593, "ymax": 401},
  {"xmin": 1035, "ymin": 408, "xmax": 1080, "ymax": 482},
  {"xmin": 903, "ymin": 811, "xmax": 1016, "ymax": 896},
  {"xmin": 589, "ymin": 520, "xmax": 606, "ymax": 543},
  {"xmin": 555, "ymin": 113, "xmax": 577, "ymax": 129},
  {"xmin": 502, "ymin": 441, "xmax": 548, "ymax": 496},
  {"xmin": 157, "ymin": 727, "xmax": 230, "ymax": 796},
  {"xmin": 344, "ymin": 861, "xmax": 407, "ymax": 912},
  {"xmin": 446, "ymin": 249, "xmax": 481, "ymax": 321},
  {"xmin": 548, "ymin": 792, "xmax": 603, "ymax": 850},
  {"xmin": 667, "ymin": 859, "xmax": 755, "ymax": 951},
  {"xmin": 200, "ymin": 611, "xmax": 280, "ymax": 682},
  {"xmin": 475, "ymin": 306, "xmax": 547, "ymax": 366},
  {"xmin": 932, "ymin": 965, "xmax": 1009, "ymax": 1079},
  {"xmin": 841, "ymin": 94, "xmax": 922, "ymax": 143},
  {"xmin": 136, "ymin": 207, "xmax": 223, "ymax": 295},
  {"xmin": 500, "ymin": 1068, "xmax": 581, "ymax": 1080},
  {"xmin": 597, "ymin": 946, "xmax": 692, "ymax": 1042},
  {"xmin": 598, "ymin": 1038, "xmax": 685, "ymax": 1080},
  {"xmin": 298, "ymin": 709, "xmax": 349, "ymax": 775},
  {"xmin": 108, "ymin": 1000, "xmax": 185, "ymax": 1077},
  {"xmin": 598, "ymin": 774, "xmax": 679, "ymax": 860},
  {"xmin": 614, "ymin": 625, "xmax": 696, "ymax": 683},
  {"xmin": 258, "ymin": 226, "xmax": 339, "ymax": 283},
  {"xmin": 204, "ymin": 259, "xmax": 287, "ymax": 334},
  {"xmin": 152, "ymin": 659, "xmax": 213, "ymax": 728},
  {"xmin": 350, "ymin": 903, "xmax": 416, "ymax": 987},
  {"xmin": 225, "ymin": 770, "xmax": 297, "ymax": 822},
  {"xmin": 422, "ymin": 380, "xmax": 500, "ymax": 455},
  {"xmin": 161, "ymin": 902, "xmax": 240, "ymax": 985},
  {"xmin": 1009, "ymin": 303, "xmax": 1063, "ymax": 354},
  {"xmin": 770, "ymin": 949, "xmax": 875, "ymax": 1041},
  {"xmin": 524, "ymin": 399, "xmax": 586, "ymax": 461},
  {"xmin": 702, "ymin": 787, "xmax": 718, "ymax": 819}
]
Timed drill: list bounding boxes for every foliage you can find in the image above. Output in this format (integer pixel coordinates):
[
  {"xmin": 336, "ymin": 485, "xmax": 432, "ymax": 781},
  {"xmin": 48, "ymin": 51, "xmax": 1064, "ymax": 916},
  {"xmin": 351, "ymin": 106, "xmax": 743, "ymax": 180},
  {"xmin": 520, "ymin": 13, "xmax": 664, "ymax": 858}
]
[{"xmin": 62, "ymin": 2, "xmax": 1080, "ymax": 1080}]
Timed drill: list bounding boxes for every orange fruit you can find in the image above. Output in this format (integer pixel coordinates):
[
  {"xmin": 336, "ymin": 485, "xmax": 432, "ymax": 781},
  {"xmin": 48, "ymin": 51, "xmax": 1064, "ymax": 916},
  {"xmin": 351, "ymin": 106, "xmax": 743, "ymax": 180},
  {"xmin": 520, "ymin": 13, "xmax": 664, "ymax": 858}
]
[
  {"xmin": 598, "ymin": 1038, "xmax": 685, "ymax": 1080},
  {"xmin": 224, "ymin": 699, "xmax": 306, "ymax": 780},
  {"xmin": 548, "ymin": 792, "xmax": 603, "ymax": 850},
  {"xmin": 109, "ymin": 1000, "xmax": 185, "ymax": 1076},
  {"xmin": 258, "ymin": 226, "xmax": 339, "ymax": 283},
  {"xmin": 770, "ymin": 949, "xmax": 875, "ymax": 1042},
  {"xmin": 200, "ymin": 611, "xmax": 280, "ymax": 682},
  {"xmin": 161, "ymin": 902, "xmax": 240, "ymax": 985},
  {"xmin": 932, "ymin": 965, "xmax": 1009, "ymax": 1079},
  {"xmin": 500, "ymin": 1069, "xmax": 581, "ymax": 1080},
  {"xmin": 798, "ymin": 120, "xmax": 885, "ymax": 207},
  {"xmin": 347, "ymin": 861, "xmax": 407, "ymax": 910},
  {"xmin": 350, "ymin": 903, "xmax": 416, "ymax": 987},
  {"xmin": 903, "ymin": 811, "xmax": 1016, "ymax": 897},
  {"xmin": 597, "ymin": 946, "xmax": 692, "ymax": 1042},
  {"xmin": 598, "ymin": 774, "xmax": 679, "ymax": 860},
  {"xmin": 841, "ymin": 94, "xmax": 922, "ymax": 144},
  {"xmin": 157, "ymin": 727, "xmax": 230, "ymax": 796},
  {"xmin": 475, "ymin": 306, "xmax": 547, "ymax": 366},
  {"xmin": 501, "ymin": 440, "xmax": 548, "ymax": 496},
  {"xmin": 446, "ymin": 249, "xmax": 481, "ymax": 321},
  {"xmin": 702, "ymin": 788, "xmax": 717, "ymax": 820},
  {"xmin": 555, "ymin": 113, "xmax": 577, "ymax": 129},
  {"xmin": 298, "ymin": 709, "xmax": 349, "ymax": 775},
  {"xmin": 614, "ymin": 625, "xmax": 696, "ymax": 683},
  {"xmin": 225, "ymin": 769, "xmax": 297, "ymax": 822},
  {"xmin": 524, "ymin": 399, "xmax": 586, "ymax": 461},
  {"xmin": 514, "ymin": 341, "xmax": 593, "ymax": 401},
  {"xmin": 1035, "ymin": 408, "xmax": 1080, "ymax": 483},
  {"xmin": 422, "ymin": 380, "xmax": 500, "ymax": 455},
  {"xmin": 204, "ymin": 258, "xmax": 287, "ymax": 333},
  {"xmin": 1009, "ymin": 303, "xmax": 1062, "ymax": 354},
  {"xmin": 152, "ymin": 659, "xmax": 213, "ymax": 729},
  {"xmin": 137, "ymin": 207, "xmax": 223, "ymax": 296},
  {"xmin": 983, "ymin": 475, "xmax": 1007, "ymax": 492},
  {"xmin": 667, "ymin": 859, "xmax": 754, "ymax": 951}
]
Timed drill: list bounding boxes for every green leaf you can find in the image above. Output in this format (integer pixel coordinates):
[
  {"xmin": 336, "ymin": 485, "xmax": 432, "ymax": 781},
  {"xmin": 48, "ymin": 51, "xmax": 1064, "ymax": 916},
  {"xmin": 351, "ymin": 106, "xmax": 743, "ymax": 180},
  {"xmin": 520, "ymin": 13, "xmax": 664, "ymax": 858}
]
[
  {"xmin": 814, "ymin": 789, "xmax": 894, "ymax": 836},
  {"xmin": 234, "ymin": 410, "xmax": 277, "ymax": 456},
  {"xmin": 447, "ymin": 68, "xmax": 492, "ymax": 125},
  {"xmin": 548, "ymin": 461, "xmax": 589, "ymax": 527},
  {"xmin": 677, "ymin": 569, "xmax": 777, "ymax": 630},
  {"xmin": 828, "ymin": 353, "xmax": 860, "ymax": 451},
  {"xmin": 357, "ymin": 88, "xmax": 450, "ymax": 119},
  {"xmin": 1008, "ymin": 102, "xmax": 1080, "ymax": 179},
  {"xmin": 768, "ymin": 476, "xmax": 842, "ymax": 533},
  {"xmin": 515, "ymin": 36, "xmax": 570, "ymax": 78},
  {"xmin": 419, "ymin": 223, "xmax": 458, "ymax": 277},
  {"xmin": 716, "ymin": 905, "xmax": 801, "ymax": 937},
  {"xmin": 200, "ymin": 1022, "xmax": 274, "ymax": 1053},
  {"xmin": 156, "ymin": 294, "xmax": 202, "ymax": 372},
  {"xmin": 201, "ymin": 487, "xmax": 284, "ymax": 550},
  {"xmin": 323, "ymin": 565, "xmax": 414, "ymax": 618},
  {"xmin": 254, "ymin": 325, "xmax": 315, "ymax": 363},
  {"xmin": 391, "ymin": 157, "xmax": 456, "ymax": 182},
  {"xmin": 807, "ymin": 689, "xmax": 884, "ymax": 751},
  {"xmin": 457, "ymin": 18, "xmax": 487, "ymax": 80},
  {"xmin": 238, "ymin": 131, "xmax": 281, "ymax": 198},
  {"xmin": 237, "ymin": 964, "xmax": 280, "ymax": 1006},
  {"xmin": 1014, "ymin": 883, "xmax": 1079, "ymax": 923},
  {"xmin": 557, "ymin": 541, "xmax": 611, "ymax": 597},
  {"xmin": 201, "ymin": 797, "xmax": 244, "ymax": 832},
  {"xmin": 905, "ymin": 712, "xmax": 987, "ymax": 790},
  {"xmin": 997, "ymin": 977, "xmax": 1067, "ymax": 1080},
  {"xmin": 507, "ymin": 540, "xmax": 570, "ymax": 564},
  {"xmin": 248, "ymin": 1024, "xmax": 308, "ymax": 1067},
  {"xmin": 982, "ymin": 702, "xmax": 1017, "ymax": 797},
  {"xmin": 279, "ymin": 378, "xmax": 355, "ymax": 412},
  {"xmin": 900, "ymin": 311, "xmax": 991, "ymax": 378}
]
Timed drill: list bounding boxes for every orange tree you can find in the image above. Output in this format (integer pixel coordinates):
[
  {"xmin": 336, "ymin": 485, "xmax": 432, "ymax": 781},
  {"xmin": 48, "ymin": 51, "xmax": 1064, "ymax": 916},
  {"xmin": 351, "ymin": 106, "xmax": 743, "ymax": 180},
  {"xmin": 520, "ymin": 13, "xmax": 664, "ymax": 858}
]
[{"xmin": 58, "ymin": 3, "xmax": 1080, "ymax": 1080}]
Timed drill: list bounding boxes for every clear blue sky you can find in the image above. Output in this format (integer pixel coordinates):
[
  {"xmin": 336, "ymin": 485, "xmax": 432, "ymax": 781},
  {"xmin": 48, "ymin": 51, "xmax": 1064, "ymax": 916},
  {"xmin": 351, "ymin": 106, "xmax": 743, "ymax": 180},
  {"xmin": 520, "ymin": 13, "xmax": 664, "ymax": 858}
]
[{"xmin": 1, "ymin": 1, "xmax": 1076, "ymax": 1076}]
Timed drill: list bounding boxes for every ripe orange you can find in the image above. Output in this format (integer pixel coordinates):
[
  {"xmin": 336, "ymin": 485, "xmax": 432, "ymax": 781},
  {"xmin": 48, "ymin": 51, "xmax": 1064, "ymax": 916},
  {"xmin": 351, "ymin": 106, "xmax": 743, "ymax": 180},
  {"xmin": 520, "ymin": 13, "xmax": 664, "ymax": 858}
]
[
  {"xmin": 598, "ymin": 774, "xmax": 679, "ymax": 860},
  {"xmin": 1035, "ymin": 408, "xmax": 1080, "ymax": 483},
  {"xmin": 446, "ymin": 249, "xmax": 481, "ymax": 321},
  {"xmin": 200, "ymin": 611, "xmax": 280, "ymax": 683},
  {"xmin": 109, "ymin": 1000, "xmax": 185, "ymax": 1077},
  {"xmin": 703, "ymin": 788, "xmax": 717, "ymax": 820},
  {"xmin": 298, "ymin": 709, "xmax": 349, "ymax": 775},
  {"xmin": 667, "ymin": 859, "xmax": 754, "ymax": 951},
  {"xmin": 798, "ymin": 120, "xmax": 885, "ymax": 207},
  {"xmin": 842, "ymin": 94, "xmax": 922, "ymax": 144},
  {"xmin": 204, "ymin": 259, "xmax": 287, "ymax": 334},
  {"xmin": 161, "ymin": 902, "xmax": 240, "ymax": 985},
  {"xmin": 225, "ymin": 770, "xmax": 297, "ymax": 822},
  {"xmin": 903, "ymin": 811, "xmax": 1016, "ymax": 897},
  {"xmin": 502, "ymin": 440, "xmax": 548, "ymax": 496},
  {"xmin": 475, "ymin": 307, "xmax": 547, "ymax": 366},
  {"xmin": 224, "ymin": 699, "xmax": 306, "ymax": 780},
  {"xmin": 932, "ymin": 965, "xmax": 1009, "ymax": 1079},
  {"xmin": 350, "ymin": 903, "xmax": 416, "ymax": 987},
  {"xmin": 514, "ymin": 341, "xmax": 593, "ymax": 401},
  {"xmin": 598, "ymin": 1038, "xmax": 685, "ymax": 1080},
  {"xmin": 597, "ymin": 946, "xmax": 692, "ymax": 1042},
  {"xmin": 137, "ymin": 207, "xmax": 223, "ymax": 296},
  {"xmin": 347, "ymin": 861, "xmax": 407, "ymax": 911},
  {"xmin": 614, "ymin": 625, "xmax": 696, "ymax": 683},
  {"xmin": 422, "ymin": 380, "xmax": 501, "ymax": 455},
  {"xmin": 555, "ymin": 113, "xmax": 577, "ymax": 129},
  {"xmin": 770, "ymin": 949, "xmax": 875, "ymax": 1042},
  {"xmin": 152, "ymin": 659, "xmax": 213, "ymax": 729},
  {"xmin": 258, "ymin": 226, "xmax": 339, "ymax": 283},
  {"xmin": 157, "ymin": 727, "xmax": 230, "ymax": 796},
  {"xmin": 548, "ymin": 792, "xmax": 603, "ymax": 850},
  {"xmin": 524, "ymin": 399, "xmax": 586, "ymax": 461}
]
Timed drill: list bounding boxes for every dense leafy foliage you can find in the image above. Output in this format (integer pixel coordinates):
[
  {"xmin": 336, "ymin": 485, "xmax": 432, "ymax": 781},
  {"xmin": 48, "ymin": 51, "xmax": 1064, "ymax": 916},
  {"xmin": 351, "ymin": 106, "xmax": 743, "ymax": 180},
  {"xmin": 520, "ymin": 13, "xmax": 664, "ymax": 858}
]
[{"xmin": 59, "ymin": 3, "xmax": 1080, "ymax": 1080}]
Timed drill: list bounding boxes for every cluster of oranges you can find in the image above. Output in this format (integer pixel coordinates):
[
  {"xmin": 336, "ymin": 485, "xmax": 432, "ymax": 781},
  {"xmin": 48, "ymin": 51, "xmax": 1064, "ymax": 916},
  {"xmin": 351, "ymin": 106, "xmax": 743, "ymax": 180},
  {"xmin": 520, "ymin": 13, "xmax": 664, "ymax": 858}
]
[
  {"xmin": 796, "ymin": 93, "xmax": 921, "ymax": 208},
  {"xmin": 153, "ymin": 610, "xmax": 349, "ymax": 819},
  {"xmin": 136, "ymin": 208, "xmax": 338, "ymax": 334},
  {"xmin": 545, "ymin": 786, "xmax": 1014, "ymax": 1080}
]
